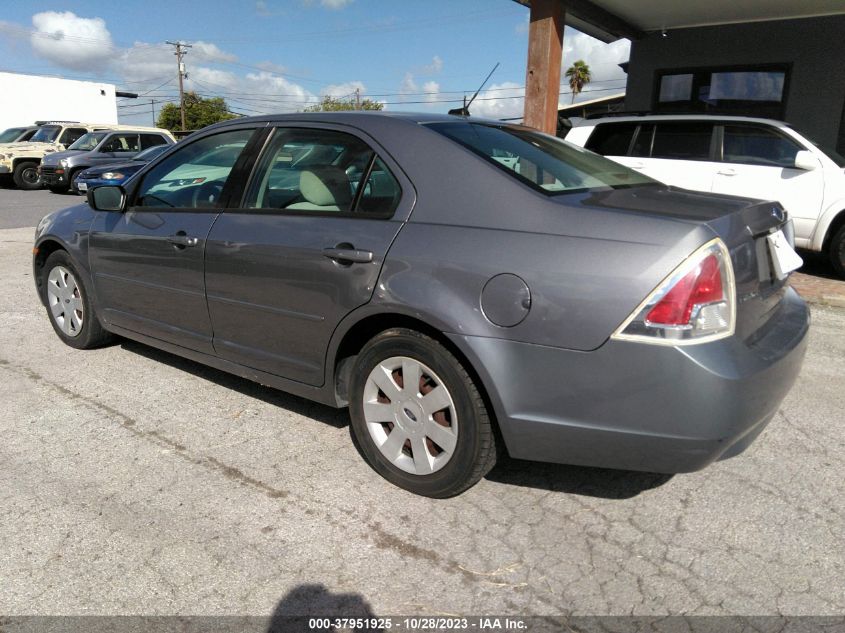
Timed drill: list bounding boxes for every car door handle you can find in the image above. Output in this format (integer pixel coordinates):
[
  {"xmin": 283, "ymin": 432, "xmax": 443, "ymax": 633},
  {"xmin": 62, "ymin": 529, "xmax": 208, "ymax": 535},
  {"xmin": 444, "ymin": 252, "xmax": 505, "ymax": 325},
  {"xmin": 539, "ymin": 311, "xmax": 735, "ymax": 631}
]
[
  {"xmin": 323, "ymin": 247, "xmax": 373, "ymax": 264},
  {"xmin": 629, "ymin": 162, "xmax": 645, "ymax": 169},
  {"xmin": 717, "ymin": 169, "xmax": 737, "ymax": 176},
  {"xmin": 167, "ymin": 233, "xmax": 199, "ymax": 247}
]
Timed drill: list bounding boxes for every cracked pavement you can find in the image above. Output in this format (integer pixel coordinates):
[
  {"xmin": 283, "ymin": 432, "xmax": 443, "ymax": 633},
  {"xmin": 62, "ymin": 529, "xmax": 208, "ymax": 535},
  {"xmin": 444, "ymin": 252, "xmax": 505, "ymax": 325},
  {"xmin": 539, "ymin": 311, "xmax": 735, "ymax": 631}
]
[{"xmin": 0, "ymin": 192, "xmax": 843, "ymax": 618}]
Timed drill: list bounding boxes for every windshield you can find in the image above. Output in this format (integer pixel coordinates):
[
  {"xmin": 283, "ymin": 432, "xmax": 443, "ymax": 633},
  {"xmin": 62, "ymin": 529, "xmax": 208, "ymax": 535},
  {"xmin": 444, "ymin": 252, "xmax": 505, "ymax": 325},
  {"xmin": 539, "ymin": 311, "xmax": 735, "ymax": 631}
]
[
  {"xmin": 69, "ymin": 132, "xmax": 108, "ymax": 151},
  {"xmin": 0, "ymin": 128, "xmax": 26, "ymax": 143},
  {"xmin": 30, "ymin": 126, "xmax": 61, "ymax": 143},
  {"xmin": 426, "ymin": 121, "xmax": 656, "ymax": 195}
]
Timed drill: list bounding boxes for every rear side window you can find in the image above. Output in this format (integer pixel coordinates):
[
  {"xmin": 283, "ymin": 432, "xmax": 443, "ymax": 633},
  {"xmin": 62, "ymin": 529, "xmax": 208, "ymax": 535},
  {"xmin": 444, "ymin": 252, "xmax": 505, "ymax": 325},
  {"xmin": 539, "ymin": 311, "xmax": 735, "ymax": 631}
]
[
  {"xmin": 60, "ymin": 127, "xmax": 87, "ymax": 146},
  {"xmin": 651, "ymin": 122, "xmax": 714, "ymax": 160},
  {"xmin": 722, "ymin": 124, "xmax": 803, "ymax": 167},
  {"xmin": 140, "ymin": 134, "xmax": 169, "ymax": 150},
  {"xmin": 585, "ymin": 123, "xmax": 637, "ymax": 156}
]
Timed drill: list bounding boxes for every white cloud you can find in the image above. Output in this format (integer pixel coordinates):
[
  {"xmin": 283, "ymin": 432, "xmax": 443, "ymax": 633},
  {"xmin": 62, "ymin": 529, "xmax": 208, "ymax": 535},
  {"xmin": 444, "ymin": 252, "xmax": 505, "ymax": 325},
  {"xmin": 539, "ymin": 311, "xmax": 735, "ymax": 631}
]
[
  {"xmin": 422, "ymin": 55, "xmax": 443, "ymax": 74},
  {"xmin": 30, "ymin": 11, "xmax": 113, "ymax": 70},
  {"xmin": 400, "ymin": 72, "xmax": 418, "ymax": 96},
  {"xmin": 422, "ymin": 80, "xmax": 440, "ymax": 103},
  {"xmin": 191, "ymin": 41, "xmax": 238, "ymax": 64},
  {"xmin": 465, "ymin": 81, "xmax": 525, "ymax": 119},
  {"xmin": 302, "ymin": 0, "xmax": 353, "ymax": 8},
  {"xmin": 321, "ymin": 80, "xmax": 366, "ymax": 99},
  {"xmin": 561, "ymin": 28, "xmax": 629, "ymax": 103}
]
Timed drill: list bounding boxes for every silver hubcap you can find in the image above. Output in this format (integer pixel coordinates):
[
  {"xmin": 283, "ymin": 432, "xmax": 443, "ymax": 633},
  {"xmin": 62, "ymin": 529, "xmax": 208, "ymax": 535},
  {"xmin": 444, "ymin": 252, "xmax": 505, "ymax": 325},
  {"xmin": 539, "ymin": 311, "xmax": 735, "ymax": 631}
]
[
  {"xmin": 363, "ymin": 356, "xmax": 458, "ymax": 475},
  {"xmin": 46, "ymin": 266, "xmax": 84, "ymax": 337}
]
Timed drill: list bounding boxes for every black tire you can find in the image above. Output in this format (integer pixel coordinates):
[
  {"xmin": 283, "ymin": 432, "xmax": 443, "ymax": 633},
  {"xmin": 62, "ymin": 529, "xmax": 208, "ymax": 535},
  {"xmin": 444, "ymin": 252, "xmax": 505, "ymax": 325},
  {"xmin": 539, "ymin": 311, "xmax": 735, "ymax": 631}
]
[
  {"xmin": 70, "ymin": 169, "xmax": 85, "ymax": 195},
  {"xmin": 41, "ymin": 250, "xmax": 115, "ymax": 349},
  {"xmin": 13, "ymin": 161, "xmax": 40, "ymax": 190},
  {"xmin": 829, "ymin": 224, "xmax": 845, "ymax": 279},
  {"xmin": 348, "ymin": 328, "xmax": 497, "ymax": 498}
]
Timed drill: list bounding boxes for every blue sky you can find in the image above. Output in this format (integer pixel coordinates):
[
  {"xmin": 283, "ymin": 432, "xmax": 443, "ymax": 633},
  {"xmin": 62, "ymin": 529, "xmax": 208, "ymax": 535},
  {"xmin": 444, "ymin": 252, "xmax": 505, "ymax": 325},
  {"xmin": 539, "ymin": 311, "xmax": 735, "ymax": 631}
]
[{"xmin": 0, "ymin": 0, "xmax": 630, "ymax": 125}]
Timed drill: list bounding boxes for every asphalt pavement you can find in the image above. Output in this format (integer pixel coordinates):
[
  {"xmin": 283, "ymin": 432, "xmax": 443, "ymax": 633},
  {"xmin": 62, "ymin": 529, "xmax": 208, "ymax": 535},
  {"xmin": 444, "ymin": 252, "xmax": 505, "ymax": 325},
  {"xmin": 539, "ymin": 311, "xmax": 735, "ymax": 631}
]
[{"xmin": 0, "ymin": 190, "xmax": 843, "ymax": 619}]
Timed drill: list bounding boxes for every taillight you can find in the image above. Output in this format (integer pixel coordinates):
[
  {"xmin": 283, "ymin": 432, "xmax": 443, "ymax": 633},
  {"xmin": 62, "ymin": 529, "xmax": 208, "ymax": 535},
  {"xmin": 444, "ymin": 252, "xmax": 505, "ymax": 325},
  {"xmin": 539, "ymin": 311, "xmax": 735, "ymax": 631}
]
[{"xmin": 612, "ymin": 238, "xmax": 735, "ymax": 345}]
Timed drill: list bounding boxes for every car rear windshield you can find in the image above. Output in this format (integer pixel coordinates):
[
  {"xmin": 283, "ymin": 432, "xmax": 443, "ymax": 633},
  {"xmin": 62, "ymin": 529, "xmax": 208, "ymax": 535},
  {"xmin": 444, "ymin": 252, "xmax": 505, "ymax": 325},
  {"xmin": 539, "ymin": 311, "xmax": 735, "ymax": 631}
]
[
  {"xmin": 30, "ymin": 126, "xmax": 61, "ymax": 143},
  {"xmin": 426, "ymin": 121, "xmax": 655, "ymax": 195}
]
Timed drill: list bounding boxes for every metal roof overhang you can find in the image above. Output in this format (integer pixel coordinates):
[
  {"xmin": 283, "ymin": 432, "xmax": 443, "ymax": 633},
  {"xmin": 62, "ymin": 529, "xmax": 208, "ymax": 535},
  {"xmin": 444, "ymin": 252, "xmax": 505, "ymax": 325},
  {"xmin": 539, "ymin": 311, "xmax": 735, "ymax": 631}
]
[{"xmin": 512, "ymin": 0, "xmax": 845, "ymax": 42}]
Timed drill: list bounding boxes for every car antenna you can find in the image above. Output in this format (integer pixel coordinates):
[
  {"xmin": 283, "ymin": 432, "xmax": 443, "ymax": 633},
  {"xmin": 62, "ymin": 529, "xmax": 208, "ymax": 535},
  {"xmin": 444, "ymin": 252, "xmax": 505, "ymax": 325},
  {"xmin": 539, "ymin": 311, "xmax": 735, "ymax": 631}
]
[{"xmin": 448, "ymin": 62, "xmax": 500, "ymax": 117}]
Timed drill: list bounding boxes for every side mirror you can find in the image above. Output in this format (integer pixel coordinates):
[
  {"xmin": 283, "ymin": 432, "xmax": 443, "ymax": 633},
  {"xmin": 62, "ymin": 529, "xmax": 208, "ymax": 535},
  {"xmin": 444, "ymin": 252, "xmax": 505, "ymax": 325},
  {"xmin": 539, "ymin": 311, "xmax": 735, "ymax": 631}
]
[
  {"xmin": 794, "ymin": 150, "xmax": 820, "ymax": 171},
  {"xmin": 88, "ymin": 185, "xmax": 126, "ymax": 212}
]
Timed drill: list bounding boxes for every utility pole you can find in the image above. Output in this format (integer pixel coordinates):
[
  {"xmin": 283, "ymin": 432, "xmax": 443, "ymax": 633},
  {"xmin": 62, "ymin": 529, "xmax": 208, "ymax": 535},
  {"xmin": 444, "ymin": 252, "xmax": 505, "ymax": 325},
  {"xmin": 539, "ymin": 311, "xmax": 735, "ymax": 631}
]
[
  {"xmin": 355, "ymin": 88, "xmax": 361, "ymax": 110},
  {"xmin": 166, "ymin": 40, "xmax": 192, "ymax": 131},
  {"xmin": 150, "ymin": 99, "xmax": 156, "ymax": 127}
]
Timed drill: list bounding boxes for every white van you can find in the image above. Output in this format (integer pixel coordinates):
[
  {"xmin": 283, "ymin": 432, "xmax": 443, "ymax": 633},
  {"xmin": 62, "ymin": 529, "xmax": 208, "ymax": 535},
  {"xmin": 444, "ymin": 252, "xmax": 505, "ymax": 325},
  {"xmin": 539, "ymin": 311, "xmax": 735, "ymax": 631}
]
[{"xmin": 566, "ymin": 115, "xmax": 845, "ymax": 277}]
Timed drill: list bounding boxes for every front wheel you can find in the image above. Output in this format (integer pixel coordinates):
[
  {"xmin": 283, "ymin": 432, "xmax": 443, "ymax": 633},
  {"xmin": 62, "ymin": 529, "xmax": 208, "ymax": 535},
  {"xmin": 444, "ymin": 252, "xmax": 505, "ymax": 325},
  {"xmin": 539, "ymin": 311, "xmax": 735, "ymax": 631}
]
[
  {"xmin": 829, "ymin": 224, "xmax": 845, "ymax": 279},
  {"xmin": 41, "ymin": 251, "xmax": 114, "ymax": 349},
  {"xmin": 348, "ymin": 328, "xmax": 497, "ymax": 497},
  {"xmin": 13, "ymin": 161, "xmax": 40, "ymax": 190}
]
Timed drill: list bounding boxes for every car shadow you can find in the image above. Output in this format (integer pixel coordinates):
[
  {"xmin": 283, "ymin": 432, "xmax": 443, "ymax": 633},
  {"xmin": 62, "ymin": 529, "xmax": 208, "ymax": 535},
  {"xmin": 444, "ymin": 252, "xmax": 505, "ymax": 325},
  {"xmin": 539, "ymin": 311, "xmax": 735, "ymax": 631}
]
[
  {"xmin": 485, "ymin": 455, "xmax": 673, "ymax": 499},
  {"xmin": 121, "ymin": 339, "xmax": 673, "ymax": 498},
  {"xmin": 119, "ymin": 339, "xmax": 349, "ymax": 429},
  {"xmin": 267, "ymin": 584, "xmax": 382, "ymax": 632}
]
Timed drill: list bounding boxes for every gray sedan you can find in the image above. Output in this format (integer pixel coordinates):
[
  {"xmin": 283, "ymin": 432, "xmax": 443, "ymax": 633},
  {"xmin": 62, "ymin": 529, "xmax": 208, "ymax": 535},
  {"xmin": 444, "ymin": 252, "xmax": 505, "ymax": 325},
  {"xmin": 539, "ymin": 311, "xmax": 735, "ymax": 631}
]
[{"xmin": 32, "ymin": 112, "xmax": 809, "ymax": 497}]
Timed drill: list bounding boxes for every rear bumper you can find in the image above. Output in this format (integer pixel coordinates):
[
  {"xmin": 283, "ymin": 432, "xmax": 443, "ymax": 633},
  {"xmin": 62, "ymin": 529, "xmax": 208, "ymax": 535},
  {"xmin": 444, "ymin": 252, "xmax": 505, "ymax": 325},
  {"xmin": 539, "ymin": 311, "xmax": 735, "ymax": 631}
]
[{"xmin": 448, "ymin": 287, "xmax": 809, "ymax": 473}]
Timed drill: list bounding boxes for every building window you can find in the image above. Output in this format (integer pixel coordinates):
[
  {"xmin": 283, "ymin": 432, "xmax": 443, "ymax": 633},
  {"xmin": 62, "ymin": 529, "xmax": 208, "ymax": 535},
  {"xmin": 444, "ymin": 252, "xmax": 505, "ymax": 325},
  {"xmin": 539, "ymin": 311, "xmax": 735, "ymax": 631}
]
[{"xmin": 654, "ymin": 65, "xmax": 789, "ymax": 119}]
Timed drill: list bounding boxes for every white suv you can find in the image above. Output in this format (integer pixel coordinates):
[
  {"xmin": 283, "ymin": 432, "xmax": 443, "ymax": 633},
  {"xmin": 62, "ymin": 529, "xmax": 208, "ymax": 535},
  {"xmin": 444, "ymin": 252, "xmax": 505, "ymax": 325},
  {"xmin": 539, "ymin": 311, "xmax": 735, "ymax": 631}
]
[{"xmin": 566, "ymin": 115, "xmax": 845, "ymax": 277}]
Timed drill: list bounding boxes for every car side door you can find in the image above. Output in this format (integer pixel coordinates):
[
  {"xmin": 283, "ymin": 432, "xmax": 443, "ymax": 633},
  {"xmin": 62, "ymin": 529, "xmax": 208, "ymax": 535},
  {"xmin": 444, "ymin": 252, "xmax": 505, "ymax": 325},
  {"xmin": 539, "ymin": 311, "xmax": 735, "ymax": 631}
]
[
  {"xmin": 88, "ymin": 125, "xmax": 262, "ymax": 354},
  {"xmin": 204, "ymin": 124, "xmax": 413, "ymax": 386},
  {"xmin": 711, "ymin": 123, "xmax": 825, "ymax": 244},
  {"xmin": 630, "ymin": 121, "xmax": 719, "ymax": 191}
]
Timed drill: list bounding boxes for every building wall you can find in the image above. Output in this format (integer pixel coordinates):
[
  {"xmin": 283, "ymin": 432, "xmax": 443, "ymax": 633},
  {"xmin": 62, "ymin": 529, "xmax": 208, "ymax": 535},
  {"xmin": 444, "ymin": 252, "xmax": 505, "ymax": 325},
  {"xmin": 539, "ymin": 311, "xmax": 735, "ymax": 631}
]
[
  {"xmin": 0, "ymin": 72, "xmax": 118, "ymax": 131},
  {"xmin": 625, "ymin": 15, "xmax": 845, "ymax": 151}
]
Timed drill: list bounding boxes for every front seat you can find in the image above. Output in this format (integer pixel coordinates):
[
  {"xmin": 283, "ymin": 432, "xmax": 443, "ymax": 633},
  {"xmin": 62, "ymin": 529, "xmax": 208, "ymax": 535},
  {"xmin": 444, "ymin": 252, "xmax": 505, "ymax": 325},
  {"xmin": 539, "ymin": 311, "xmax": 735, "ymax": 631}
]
[{"xmin": 287, "ymin": 166, "xmax": 352, "ymax": 211}]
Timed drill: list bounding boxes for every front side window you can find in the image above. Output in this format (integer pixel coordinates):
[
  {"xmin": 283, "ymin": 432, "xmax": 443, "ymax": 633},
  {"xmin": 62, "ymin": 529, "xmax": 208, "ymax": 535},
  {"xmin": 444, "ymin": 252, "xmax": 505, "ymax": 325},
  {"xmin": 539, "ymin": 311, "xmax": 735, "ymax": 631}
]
[
  {"xmin": 722, "ymin": 124, "xmax": 803, "ymax": 168},
  {"xmin": 428, "ymin": 121, "xmax": 655, "ymax": 195},
  {"xmin": 68, "ymin": 132, "xmax": 108, "ymax": 151},
  {"xmin": 651, "ymin": 122, "xmax": 714, "ymax": 160},
  {"xmin": 135, "ymin": 128, "xmax": 254, "ymax": 209},
  {"xmin": 244, "ymin": 128, "xmax": 401, "ymax": 217}
]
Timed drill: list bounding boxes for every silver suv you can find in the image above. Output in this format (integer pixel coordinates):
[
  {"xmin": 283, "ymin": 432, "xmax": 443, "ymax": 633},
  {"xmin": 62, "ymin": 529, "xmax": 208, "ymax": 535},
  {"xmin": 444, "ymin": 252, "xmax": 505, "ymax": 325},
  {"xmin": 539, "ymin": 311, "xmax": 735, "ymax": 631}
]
[{"xmin": 39, "ymin": 127, "xmax": 175, "ymax": 193}]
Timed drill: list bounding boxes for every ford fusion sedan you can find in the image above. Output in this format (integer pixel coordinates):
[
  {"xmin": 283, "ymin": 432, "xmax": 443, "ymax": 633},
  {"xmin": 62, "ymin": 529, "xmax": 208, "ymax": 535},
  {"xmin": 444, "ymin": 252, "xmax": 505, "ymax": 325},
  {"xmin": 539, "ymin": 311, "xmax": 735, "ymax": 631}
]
[{"xmin": 32, "ymin": 112, "xmax": 809, "ymax": 497}]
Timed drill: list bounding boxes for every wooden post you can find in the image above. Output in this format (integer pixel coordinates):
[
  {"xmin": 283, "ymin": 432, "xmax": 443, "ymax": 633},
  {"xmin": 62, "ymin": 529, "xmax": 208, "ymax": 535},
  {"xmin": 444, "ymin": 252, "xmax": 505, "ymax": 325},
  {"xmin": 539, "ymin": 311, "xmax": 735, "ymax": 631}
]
[{"xmin": 523, "ymin": 0, "xmax": 565, "ymax": 134}]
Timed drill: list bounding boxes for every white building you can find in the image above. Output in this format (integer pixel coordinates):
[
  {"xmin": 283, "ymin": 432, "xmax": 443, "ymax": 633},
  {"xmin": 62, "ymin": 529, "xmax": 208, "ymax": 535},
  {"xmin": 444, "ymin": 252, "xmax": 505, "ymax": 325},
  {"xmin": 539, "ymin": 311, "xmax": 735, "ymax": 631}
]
[{"xmin": 0, "ymin": 71, "xmax": 118, "ymax": 131}]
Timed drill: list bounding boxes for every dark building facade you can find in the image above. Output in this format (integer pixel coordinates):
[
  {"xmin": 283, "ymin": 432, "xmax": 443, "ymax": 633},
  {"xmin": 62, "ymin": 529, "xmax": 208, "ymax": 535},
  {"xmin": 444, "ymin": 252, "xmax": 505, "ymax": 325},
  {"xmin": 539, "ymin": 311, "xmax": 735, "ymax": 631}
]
[{"xmin": 624, "ymin": 15, "xmax": 845, "ymax": 155}]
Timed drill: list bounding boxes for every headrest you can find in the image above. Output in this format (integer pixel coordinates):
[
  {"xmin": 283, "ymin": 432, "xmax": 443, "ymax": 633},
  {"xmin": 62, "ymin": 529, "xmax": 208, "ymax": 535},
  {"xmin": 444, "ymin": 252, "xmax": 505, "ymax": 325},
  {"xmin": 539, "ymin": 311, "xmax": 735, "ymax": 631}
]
[{"xmin": 299, "ymin": 166, "xmax": 352, "ymax": 207}]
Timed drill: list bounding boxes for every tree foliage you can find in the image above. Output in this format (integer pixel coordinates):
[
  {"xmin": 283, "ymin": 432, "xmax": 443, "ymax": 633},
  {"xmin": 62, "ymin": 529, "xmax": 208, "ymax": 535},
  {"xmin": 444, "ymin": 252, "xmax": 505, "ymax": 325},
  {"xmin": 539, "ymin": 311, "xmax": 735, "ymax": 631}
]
[
  {"xmin": 304, "ymin": 95, "xmax": 384, "ymax": 112},
  {"xmin": 156, "ymin": 92, "xmax": 238, "ymax": 131},
  {"xmin": 565, "ymin": 60, "xmax": 592, "ymax": 104}
]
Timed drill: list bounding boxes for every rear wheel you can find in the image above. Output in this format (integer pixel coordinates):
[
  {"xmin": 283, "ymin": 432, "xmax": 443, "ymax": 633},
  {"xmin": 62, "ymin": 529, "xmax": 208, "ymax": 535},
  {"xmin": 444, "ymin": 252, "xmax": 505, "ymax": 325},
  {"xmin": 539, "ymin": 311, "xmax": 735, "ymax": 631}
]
[
  {"xmin": 348, "ymin": 328, "xmax": 497, "ymax": 497},
  {"xmin": 13, "ymin": 161, "xmax": 40, "ymax": 190},
  {"xmin": 830, "ymin": 224, "xmax": 845, "ymax": 279},
  {"xmin": 41, "ymin": 251, "xmax": 114, "ymax": 349}
]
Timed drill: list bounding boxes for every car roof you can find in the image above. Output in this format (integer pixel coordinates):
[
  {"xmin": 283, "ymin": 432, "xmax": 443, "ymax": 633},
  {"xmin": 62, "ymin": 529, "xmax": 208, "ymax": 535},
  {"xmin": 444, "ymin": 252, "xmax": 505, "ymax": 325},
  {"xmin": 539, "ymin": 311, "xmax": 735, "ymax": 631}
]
[
  {"xmin": 205, "ymin": 111, "xmax": 530, "ymax": 133},
  {"xmin": 572, "ymin": 114, "xmax": 790, "ymax": 129}
]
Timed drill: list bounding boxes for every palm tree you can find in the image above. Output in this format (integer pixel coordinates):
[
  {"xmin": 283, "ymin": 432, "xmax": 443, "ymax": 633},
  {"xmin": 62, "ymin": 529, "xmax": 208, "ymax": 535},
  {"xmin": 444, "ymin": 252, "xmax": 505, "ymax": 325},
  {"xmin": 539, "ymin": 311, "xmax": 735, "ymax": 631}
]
[{"xmin": 565, "ymin": 60, "xmax": 592, "ymax": 104}]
